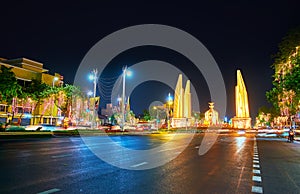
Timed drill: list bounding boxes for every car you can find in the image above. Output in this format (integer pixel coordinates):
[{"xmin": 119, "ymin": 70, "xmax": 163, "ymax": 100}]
[
  {"xmin": 237, "ymin": 130, "xmax": 246, "ymax": 135},
  {"xmin": 98, "ymin": 123, "xmax": 113, "ymax": 130},
  {"xmin": 101, "ymin": 124, "xmax": 123, "ymax": 132}
]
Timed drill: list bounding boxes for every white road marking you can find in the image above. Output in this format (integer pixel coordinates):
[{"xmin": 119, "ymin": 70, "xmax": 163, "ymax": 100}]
[
  {"xmin": 254, "ymin": 154, "xmax": 258, "ymax": 157},
  {"xmin": 253, "ymin": 169, "xmax": 261, "ymax": 174},
  {"xmin": 253, "ymin": 164, "xmax": 260, "ymax": 168},
  {"xmin": 195, "ymin": 146, "xmax": 199, "ymax": 149},
  {"xmin": 253, "ymin": 157, "xmax": 259, "ymax": 160},
  {"xmin": 51, "ymin": 154, "xmax": 72, "ymax": 159},
  {"xmin": 253, "ymin": 160, "xmax": 259, "ymax": 164},
  {"xmin": 252, "ymin": 176, "xmax": 262, "ymax": 182},
  {"xmin": 158, "ymin": 146, "xmax": 185, "ymax": 152},
  {"xmin": 37, "ymin": 188, "xmax": 61, "ymax": 194},
  {"xmin": 251, "ymin": 186, "xmax": 263, "ymax": 193},
  {"xmin": 130, "ymin": 162, "xmax": 148, "ymax": 168}
]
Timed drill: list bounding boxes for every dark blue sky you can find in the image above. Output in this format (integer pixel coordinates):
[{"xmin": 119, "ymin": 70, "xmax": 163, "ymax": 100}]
[{"xmin": 1, "ymin": 1, "xmax": 300, "ymax": 118}]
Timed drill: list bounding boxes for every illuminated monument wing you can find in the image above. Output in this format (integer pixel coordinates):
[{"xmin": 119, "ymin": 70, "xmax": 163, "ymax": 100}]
[
  {"xmin": 232, "ymin": 70, "xmax": 252, "ymax": 129},
  {"xmin": 173, "ymin": 74, "xmax": 184, "ymax": 118},
  {"xmin": 172, "ymin": 74, "xmax": 192, "ymax": 127},
  {"xmin": 184, "ymin": 80, "xmax": 191, "ymax": 118}
]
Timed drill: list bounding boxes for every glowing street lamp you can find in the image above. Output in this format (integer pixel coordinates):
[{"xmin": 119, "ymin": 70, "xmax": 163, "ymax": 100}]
[
  {"xmin": 167, "ymin": 93, "xmax": 173, "ymax": 129},
  {"xmin": 50, "ymin": 77, "xmax": 59, "ymax": 125},
  {"xmin": 87, "ymin": 91, "xmax": 93, "ymax": 97},
  {"xmin": 121, "ymin": 66, "xmax": 132, "ymax": 131},
  {"xmin": 89, "ymin": 69, "xmax": 98, "ymax": 128}
]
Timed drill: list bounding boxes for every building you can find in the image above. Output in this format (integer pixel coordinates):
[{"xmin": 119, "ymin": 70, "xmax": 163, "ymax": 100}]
[{"xmin": 0, "ymin": 57, "xmax": 63, "ymax": 125}]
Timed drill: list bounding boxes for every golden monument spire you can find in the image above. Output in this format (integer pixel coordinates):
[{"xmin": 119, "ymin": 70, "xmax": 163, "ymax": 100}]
[
  {"xmin": 184, "ymin": 80, "xmax": 191, "ymax": 118},
  {"xmin": 232, "ymin": 69, "xmax": 251, "ymax": 128},
  {"xmin": 173, "ymin": 74, "xmax": 183, "ymax": 118}
]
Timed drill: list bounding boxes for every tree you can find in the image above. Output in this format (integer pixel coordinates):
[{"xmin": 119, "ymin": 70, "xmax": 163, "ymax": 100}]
[
  {"xmin": 53, "ymin": 84, "xmax": 83, "ymax": 120},
  {"xmin": 266, "ymin": 27, "xmax": 300, "ymax": 118},
  {"xmin": 21, "ymin": 79, "xmax": 50, "ymax": 124},
  {"xmin": 0, "ymin": 66, "xmax": 22, "ymax": 124},
  {"xmin": 142, "ymin": 109, "xmax": 151, "ymax": 121}
]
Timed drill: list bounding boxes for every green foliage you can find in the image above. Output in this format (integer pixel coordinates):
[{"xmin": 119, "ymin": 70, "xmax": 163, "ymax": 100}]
[
  {"xmin": 267, "ymin": 26, "xmax": 300, "ymax": 116},
  {"xmin": 143, "ymin": 109, "xmax": 151, "ymax": 121},
  {"xmin": 24, "ymin": 79, "xmax": 51, "ymax": 101},
  {"xmin": 53, "ymin": 84, "xmax": 83, "ymax": 117},
  {"xmin": 0, "ymin": 66, "xmax": 22, "ymax": 104},
  {"xmin": 5, "ymin": 126, "xmax": 26, "ymax": 131},
  {"xmin": 272, "ymin": 26, "xmax": 300, "ymax": 66}
]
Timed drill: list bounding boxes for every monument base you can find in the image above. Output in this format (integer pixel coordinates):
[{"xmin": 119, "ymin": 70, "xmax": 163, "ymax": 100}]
[
  {"xmin": 232, "ymin": 117, "xmax": 252, "ymax": 129},
  {"xmin": 171, "ymin": 118, "xmax": 192, "ymax": 128}
]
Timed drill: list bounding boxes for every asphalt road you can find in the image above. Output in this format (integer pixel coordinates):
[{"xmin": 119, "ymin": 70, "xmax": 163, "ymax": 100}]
[{"xmin": 0, "ymin": 133, "xmax": 299, "ymax": 194}]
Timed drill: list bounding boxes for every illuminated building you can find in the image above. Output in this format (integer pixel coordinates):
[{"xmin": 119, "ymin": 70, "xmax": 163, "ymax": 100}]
[
  {"xmin": 0, "ymin": 57, "xmax": 64, "ymax": 125},
  {"xmin": 232, "ymin": 70, "xmax": 252, "ymax": 129}
]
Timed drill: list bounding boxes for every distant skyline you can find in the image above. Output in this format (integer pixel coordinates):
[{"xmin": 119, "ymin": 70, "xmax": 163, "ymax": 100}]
[{"xmin": 1, "ymin": 1, "xmax": 300, "ymax": 119}]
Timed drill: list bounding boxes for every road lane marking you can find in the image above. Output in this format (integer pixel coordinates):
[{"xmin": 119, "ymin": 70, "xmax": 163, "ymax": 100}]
[
  {"xmin": 253, "ymin": 157, "xmax": 259, "ymax": 160},
  {"xmin": 51, "ymin": 154, "xmax": 72, "ymax": 159},
  {"xmin": 253, "ymin": 164, "xmax": 260, "ymax": 168},
  {"xmin": 37, "ymin": 188, "xmax": 61, "ymax": 194},
  {"xmin": 253, "ymin": 160, "xmax": 259, "ymax": 163},
  {"xmin": 130, "ymin": 162, "xmax": 148, "ymax": 168},
  {"xmin": 253, "ymin": 169, "xmax": 261, "ymax": 174},
  {"xmin": 158, "ymin": 146, "xmax": 185, "ymax": 152},
  {"xmin": 252, "ymin": 176, "xmax": 262, "ymax": 182},
  {"xmin": 251, "ymin": 186, "xmax": 263, "ymax": 193},
  {"xmin": 254, "ymin": 154, "xmax": 258, "ymax": 157}
]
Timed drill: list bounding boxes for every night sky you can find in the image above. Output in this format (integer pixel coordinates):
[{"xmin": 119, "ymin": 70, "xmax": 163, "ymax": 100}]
[{"xmin": 1, "ymin": 1, "xmax": 300, "ymax": 119}]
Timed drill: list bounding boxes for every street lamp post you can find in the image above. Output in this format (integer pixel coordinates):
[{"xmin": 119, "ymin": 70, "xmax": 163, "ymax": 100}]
[
  {"xmin": 87, "ymin": 91, "xmax": 93, "ymax": 125},
  {"xmin": 121, "ymin": 66, "xmax": 127, "ymax": 131},
  {"xmin": 167, "ymin": 93, "xmax": 173, "ymax": 130},
  {"xmin": 121, "ymin": 66, "xmax": 132, "ymax": 131},
  {"xmin": 50, "ymin": 77, "xmax": 59, "ymax": 125},
  {"xmin": 153, "ymin": 106, "xmax": 159, "ymax": 130},
  {"xmin": 89, "ymin": 69, "xmax": 98, "ymax": 129}
]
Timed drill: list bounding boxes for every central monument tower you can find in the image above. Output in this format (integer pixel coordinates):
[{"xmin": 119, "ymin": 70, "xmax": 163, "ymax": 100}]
[
  {"xmin": 232, "ymin": 70, "xmax": 251, "ymax": 129},
  {"xmin": 172, "ymin": 74, "xmax": 192, "ymax": 127}
]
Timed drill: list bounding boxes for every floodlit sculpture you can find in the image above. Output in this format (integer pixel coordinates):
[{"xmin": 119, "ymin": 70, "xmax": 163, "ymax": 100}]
[
  {"xmin": 173, "ymin": 74, "xmax": 184, "ymax": 118},
  {"xmin": 172, "ymin": 74, "xmax": 192, "ymax": 127},
  {"xmin": 204, "ymin": 102, "xmax": 219, "ymax": 126},
  {"xmin": 184, "ymin": 80, "xmax": 191, "ymax": 118},
  {"xmin": 232, "ymin": 70, "xmax": 252, "ymax": 129}
]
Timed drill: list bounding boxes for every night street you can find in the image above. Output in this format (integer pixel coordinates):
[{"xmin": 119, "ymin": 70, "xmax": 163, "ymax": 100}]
[{"xmin": 1, "ymin": 133, "xmax": 300, "ymax": 194}]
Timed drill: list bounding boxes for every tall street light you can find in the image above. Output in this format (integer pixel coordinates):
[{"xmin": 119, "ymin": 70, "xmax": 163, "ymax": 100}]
[
  {"xmin": 153, "ymin": 106, "xmax": 159, "ymax": 131},
  {"xmin": 167, "ymin": 93, "xmax": 173, "ymax": 130},
  {"xmin": 121, "ymin": 66, "xmax": 132, "ymax": 131},
  {"xmin": 87, "ymin": 91, "xmax": 93, "ymax": 125},
  {"xmin": 89, "ymin": 69, "xmax": 98, "ymax": 128},
  {"xmin": 50, "ymin": 77, "xmax": 59, "ymax": 125}
]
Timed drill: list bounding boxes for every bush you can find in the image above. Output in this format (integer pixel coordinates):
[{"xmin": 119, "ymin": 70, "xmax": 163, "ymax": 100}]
[
  {"xmin": 0, "ymin": 122, "xmax": 5, "ymax": 132},
  {"xmin": 6, "ymin": 126, "xmax": 26, "ymax": 132},
  {"xmin": 52, "ymin": 129, "xmax": 79, "ymax": 136}
]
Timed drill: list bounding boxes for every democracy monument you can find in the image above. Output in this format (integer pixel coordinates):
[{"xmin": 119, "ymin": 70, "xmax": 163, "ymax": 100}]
[
  {"xmin": 232, "ymin": 69, "xmax": 251, "ymax": 129},
  {"xmin": 171, "ymin": 74, "xmax": 192, "ymax": 128},
  {"xmin": 170, "ymin": 70, "xmax": 252, "ymax": 129}
]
